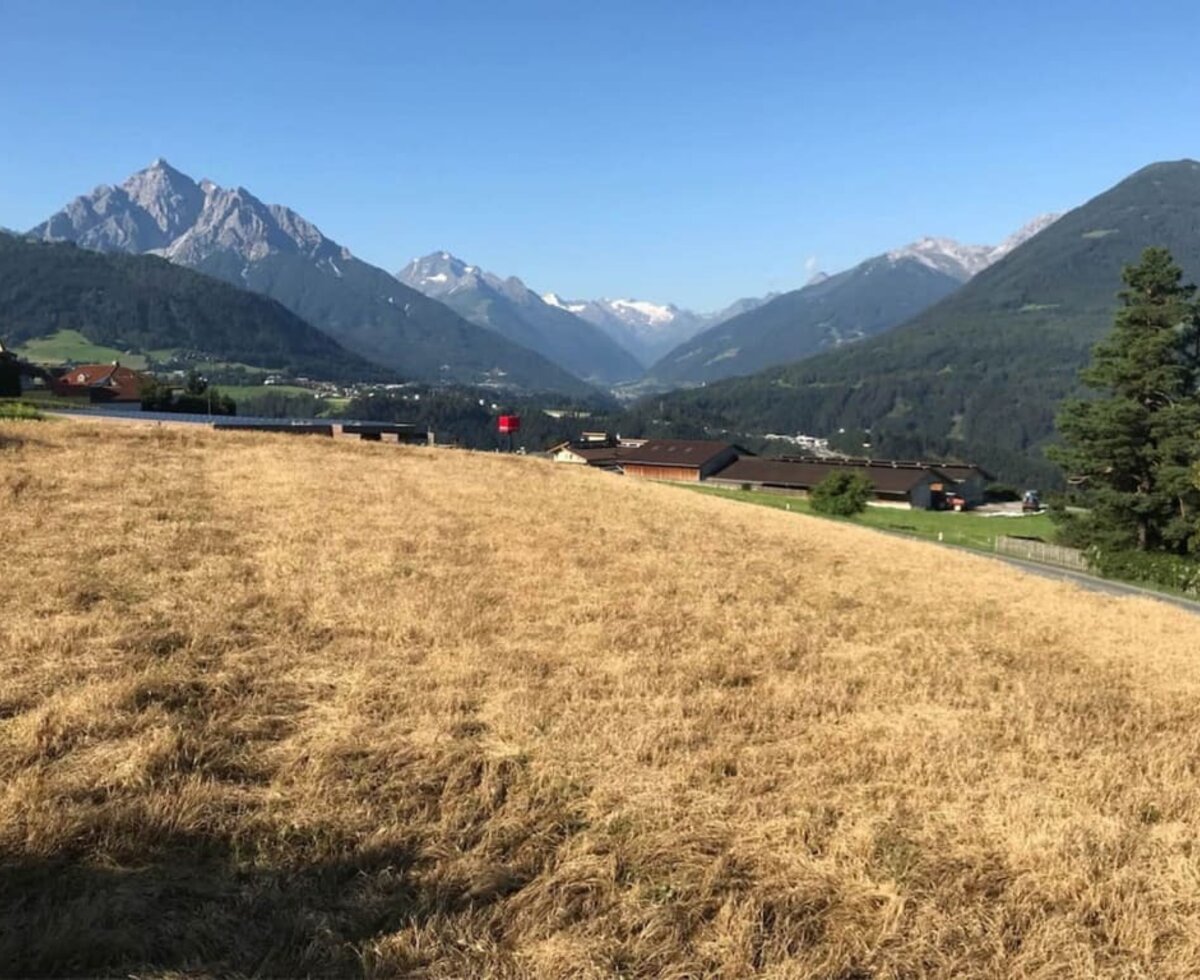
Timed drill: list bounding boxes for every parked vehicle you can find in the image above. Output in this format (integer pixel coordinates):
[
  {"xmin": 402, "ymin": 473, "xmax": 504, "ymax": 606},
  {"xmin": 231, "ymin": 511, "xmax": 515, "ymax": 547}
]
[{"xmin": 1022, "ymin": 490, "xmax": 1042, "ymax": 513}]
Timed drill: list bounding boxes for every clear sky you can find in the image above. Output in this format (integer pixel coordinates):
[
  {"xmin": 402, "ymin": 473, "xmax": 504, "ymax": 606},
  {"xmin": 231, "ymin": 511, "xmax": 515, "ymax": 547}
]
[{"xmin": 2, "ymin": 0, "xmax": 1198, "ymax": 309}]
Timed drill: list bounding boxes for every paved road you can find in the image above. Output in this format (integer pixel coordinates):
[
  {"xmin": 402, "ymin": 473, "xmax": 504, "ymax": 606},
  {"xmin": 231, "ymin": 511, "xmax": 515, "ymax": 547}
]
[{"xmin": 974, "ymin": 549, "xmax": 1200, "ymax": 616}]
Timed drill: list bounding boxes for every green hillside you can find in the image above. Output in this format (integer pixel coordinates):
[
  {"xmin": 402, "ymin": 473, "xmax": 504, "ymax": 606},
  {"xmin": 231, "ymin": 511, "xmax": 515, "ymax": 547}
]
[
  {"xmin": 643, "ymin": 160, "xmax": 1200, "ymax": 485},
  {"xmin": 15, "ymin": 329, "xmax": 149, "ymax": 369},
  {"xmin": 0, "ymin": 235, "xmax": 390, "ymax": 382}
]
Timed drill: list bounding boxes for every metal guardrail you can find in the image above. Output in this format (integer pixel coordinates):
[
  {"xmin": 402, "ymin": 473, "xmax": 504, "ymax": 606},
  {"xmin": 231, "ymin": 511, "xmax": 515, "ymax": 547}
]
[{"xmin": 995, "ymin": 535, "xmax": 1089, "ymax": 572}]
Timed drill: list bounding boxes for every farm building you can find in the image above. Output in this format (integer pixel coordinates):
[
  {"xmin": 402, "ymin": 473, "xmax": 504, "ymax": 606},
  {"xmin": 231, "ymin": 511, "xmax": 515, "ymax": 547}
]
[
  {"xmin": 549, "ymin": 443, "xmax": 627, "ymax": 468},
  {"xmin": 548, "ymin": 433, "xmax": 648, "ymax": 469},
  {"xmin": 793, "ymin": 456, "xmax": 994, "ymax": 508},
  {"xmin": 52, "ymin": 362, "xmax": 146, "ymax": 403},
  {"xmin": 619, "ymin": 439, "xmax": 741, "ymax": 482},
  {"xmin": 706, "ymin": 457, "xmax": 953, "ymax": 509},
  {"xmin": 931, "ymin": 463, "xmax": 994, "ymax": 507}
]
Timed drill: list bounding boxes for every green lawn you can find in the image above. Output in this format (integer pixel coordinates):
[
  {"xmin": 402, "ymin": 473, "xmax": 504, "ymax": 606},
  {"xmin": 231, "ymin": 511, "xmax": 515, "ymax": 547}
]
[
  {"xmin": 689, "ymin": 485, "xmax": 1058, "ymax": 552},
  {"xmin": 215, "ymin": 385, "xmax": 315, "ymax": 399},
  {"xmin": 15, "ymin": 391, "xmax": 104, "ymax": 410},
  {"xmin": 0, "ymin": 400, "xmax": 45, "ymax": 420},
  {"xmin": 319, "ymin": 396, "xmax": 351, "ymax": 416},
  {"xmin": 16, "ymin": 330, "xmax": 148, "ymax": 369}
]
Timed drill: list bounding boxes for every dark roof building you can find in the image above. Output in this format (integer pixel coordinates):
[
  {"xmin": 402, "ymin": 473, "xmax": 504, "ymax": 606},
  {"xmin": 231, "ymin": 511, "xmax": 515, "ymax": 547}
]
[
  {"xmin": 550, "ymin": 436, "xmax": 743, "ymax": 480},
  {"xmin": 707, "ymin": 456, "xmax": 952, "ymax": 509},
  {"xmin": 620, "ymin": 439, "xmax": 741, "ymax": 482},
  {"xmin": 549, "ymin": 438, "xmax": 635, "ymax": 469}
]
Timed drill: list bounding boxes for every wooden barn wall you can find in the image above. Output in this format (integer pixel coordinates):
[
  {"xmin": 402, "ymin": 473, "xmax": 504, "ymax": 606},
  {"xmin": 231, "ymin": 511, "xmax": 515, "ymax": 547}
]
[{"xmin": 623, "ymin": 464, "xmax": 701, "ymax": 482}]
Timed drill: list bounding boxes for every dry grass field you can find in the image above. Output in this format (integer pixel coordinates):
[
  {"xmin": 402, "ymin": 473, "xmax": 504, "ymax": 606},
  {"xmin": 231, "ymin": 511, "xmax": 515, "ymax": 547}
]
[{"xmin": 4, "ymin": 419, "xmax": 1200, "ymax": 978}]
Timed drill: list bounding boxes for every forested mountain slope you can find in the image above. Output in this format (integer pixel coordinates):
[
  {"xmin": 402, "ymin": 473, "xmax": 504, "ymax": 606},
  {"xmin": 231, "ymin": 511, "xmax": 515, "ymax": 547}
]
[
  {"xmin": 0, "ymin": 234, "xmax": 389, "ymax": 381},
  {"xmin": 642, "ymin": 160, "xmax": 1200, "ymax": 484}
]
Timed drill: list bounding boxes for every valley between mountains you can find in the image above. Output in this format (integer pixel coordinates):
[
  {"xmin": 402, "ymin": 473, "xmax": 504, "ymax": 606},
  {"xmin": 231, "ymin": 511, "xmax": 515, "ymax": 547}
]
[{"xmin": 10, "ymin": 157, "xmax": 1200, "ymax": 483}]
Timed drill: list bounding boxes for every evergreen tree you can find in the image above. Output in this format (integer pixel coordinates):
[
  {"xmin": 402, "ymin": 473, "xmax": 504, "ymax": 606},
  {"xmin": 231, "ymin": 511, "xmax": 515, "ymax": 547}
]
[
  {"xmin": 810, "ymin": 471, "xmax": 873, "ymax": 516},
  {"xmin": 1049, "ymin": 247, "xmax": 1200, "ymax": 553}
]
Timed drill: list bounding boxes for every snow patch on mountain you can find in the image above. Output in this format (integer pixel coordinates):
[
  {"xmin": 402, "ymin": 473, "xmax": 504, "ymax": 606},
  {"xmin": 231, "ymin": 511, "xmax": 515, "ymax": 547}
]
[
  {"xmin": 608, "ymin": 298, "xmax": 678, "ymax": 326},
  {"xmin": 542, "ymin": 292, "xmax": 588, "ymax": 314}
]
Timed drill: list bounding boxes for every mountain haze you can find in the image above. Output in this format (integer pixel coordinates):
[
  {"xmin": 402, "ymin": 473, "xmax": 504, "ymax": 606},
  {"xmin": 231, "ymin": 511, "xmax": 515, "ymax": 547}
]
[
  {"xmin": 649, "ymin": 217, "xmax": 1060, "ymax": 387},
  {"xmin": 643, "ymin": 161, "xmax": 1200, "ymax": 483},
  {"xmin": 32, "ymin": 161, "xmax": 595, "ymax": 396},
  {"xmin": 648, "ymin": 252, "xmax": 963, "ymax": 386},
  {"xmin": 397, "ymin": 252, "xmax": 643, "ymax": 384},
  {"xmin": 542, "ymin": 293, "xmax": 773, "ymax": 366}
]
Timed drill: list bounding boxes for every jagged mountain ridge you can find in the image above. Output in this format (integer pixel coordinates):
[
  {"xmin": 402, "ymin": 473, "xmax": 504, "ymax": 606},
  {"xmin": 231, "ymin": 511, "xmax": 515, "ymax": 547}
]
[
  {"xmin": 397, "ymin": 252, "xmax": 643, "ymax": 384},
  {"xmin": 883, "ymin": 214, "xmax": 1061, "ymax": 281},
  {"xmin": 31, "ymin": 160, "xmax": 596, "ymax": 396}
]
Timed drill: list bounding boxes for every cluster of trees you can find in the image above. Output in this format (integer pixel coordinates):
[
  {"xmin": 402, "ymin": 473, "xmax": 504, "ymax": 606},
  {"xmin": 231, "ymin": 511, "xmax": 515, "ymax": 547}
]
[
  {"xmin": 235, "ymin": 390, "xmax": 324, "ymax": 419},
  {"xmin": 141, "ymin": 371, "xmax": 236, "ymax": 416},
  {"xmin": 1050, "ymin": 248, "xmax": 1200, "ymax": 558}
]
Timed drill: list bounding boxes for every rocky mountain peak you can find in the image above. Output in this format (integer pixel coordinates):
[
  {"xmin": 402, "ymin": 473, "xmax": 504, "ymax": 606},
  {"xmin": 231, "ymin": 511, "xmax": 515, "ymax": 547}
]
[
  {"xmin": 396, "ymin": 251, "xmax": 494, "ymax": 297},
  {"xmin": 119, "ymin": 159, "xmax": 204, "ymax": 239},
  {"xmin": 884, "ymin": 214, "xmax": 1062, "ymax": 282},
  {"xmin": 886, "ymin": 236, "xmax": 993, "ymax": 281},
  {"xmin": 32, "ymin": 160, "xmax": 347, "ymax": 267}
]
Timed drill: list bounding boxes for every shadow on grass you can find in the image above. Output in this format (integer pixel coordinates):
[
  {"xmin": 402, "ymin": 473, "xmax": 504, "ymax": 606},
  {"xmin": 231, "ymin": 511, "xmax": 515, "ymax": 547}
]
[{"xmin": 1, "ymin": 831, "xmax": 479, "ymax": 976}]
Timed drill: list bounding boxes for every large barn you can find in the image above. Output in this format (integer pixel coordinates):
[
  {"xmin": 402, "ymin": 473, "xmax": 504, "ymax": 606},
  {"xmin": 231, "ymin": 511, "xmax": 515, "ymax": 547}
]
[
  {"xmin": 618, "ymin": 439, "xmax": 740, "ymax": 482},
  {"xmin": 706, "ymin": 457, "xmax": 954, "ymax": 509},
  {"xmin": 548, "ymin": 434, "xmax": 648, "ymax": 470}
]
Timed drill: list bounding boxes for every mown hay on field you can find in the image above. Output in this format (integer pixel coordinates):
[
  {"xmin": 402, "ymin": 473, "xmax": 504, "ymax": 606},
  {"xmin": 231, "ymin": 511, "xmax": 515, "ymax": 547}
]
[{"xmin": 3, "ymin": 419, "xmax": 1200, "ymax": 978}]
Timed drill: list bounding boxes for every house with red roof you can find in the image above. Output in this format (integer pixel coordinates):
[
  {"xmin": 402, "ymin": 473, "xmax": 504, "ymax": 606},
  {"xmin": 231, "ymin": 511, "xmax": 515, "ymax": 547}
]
[{"xmin": 52, "ymin": 362, "xmax": 146, "ymax": 403}]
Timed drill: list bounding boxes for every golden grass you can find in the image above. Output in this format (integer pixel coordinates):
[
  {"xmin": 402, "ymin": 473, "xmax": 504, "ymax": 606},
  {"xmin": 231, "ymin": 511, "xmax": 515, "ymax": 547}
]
[{"xmin": 4, "ymin": 419, "xmax": 1200, "ymax": 977}]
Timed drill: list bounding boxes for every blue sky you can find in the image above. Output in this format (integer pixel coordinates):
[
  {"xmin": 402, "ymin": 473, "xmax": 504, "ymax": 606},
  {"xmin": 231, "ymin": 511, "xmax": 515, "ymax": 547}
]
[{"xmin": 2, "ymin": 0, "xmax": 1198, "ymax": 309}]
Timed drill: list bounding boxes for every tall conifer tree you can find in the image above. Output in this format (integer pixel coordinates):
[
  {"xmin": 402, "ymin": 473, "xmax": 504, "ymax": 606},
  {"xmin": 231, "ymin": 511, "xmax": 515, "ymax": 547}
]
[{"xmin": 1050, "ymin": 247, "xmax": 1200, "ymax": 553}]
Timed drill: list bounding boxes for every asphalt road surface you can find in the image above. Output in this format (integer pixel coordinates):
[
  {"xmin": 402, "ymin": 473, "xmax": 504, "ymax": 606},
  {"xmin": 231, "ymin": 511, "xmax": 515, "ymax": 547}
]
[{"xmin": 987, "ymin": 552, "xmax": 1200, "ymax": 616}]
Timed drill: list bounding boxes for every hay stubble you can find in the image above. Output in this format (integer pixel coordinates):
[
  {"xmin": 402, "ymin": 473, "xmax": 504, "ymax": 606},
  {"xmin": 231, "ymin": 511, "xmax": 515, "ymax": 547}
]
[{"xmin": 2, "ymin": 420, "xmax": 1200, "ymax": 977}]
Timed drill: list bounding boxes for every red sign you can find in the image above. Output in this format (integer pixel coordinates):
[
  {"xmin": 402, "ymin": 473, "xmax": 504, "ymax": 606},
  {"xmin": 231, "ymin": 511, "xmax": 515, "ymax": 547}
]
[{"xmin": 498, "ymin": 414, "xmax": 521, "ymax": 434}]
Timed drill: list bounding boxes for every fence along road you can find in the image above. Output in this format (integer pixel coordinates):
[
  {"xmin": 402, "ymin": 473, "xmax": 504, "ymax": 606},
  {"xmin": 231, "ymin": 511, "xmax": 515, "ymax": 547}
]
[{"xmin": 995, "ymin": 535, "xmax": 1090, "ymax": 573}]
